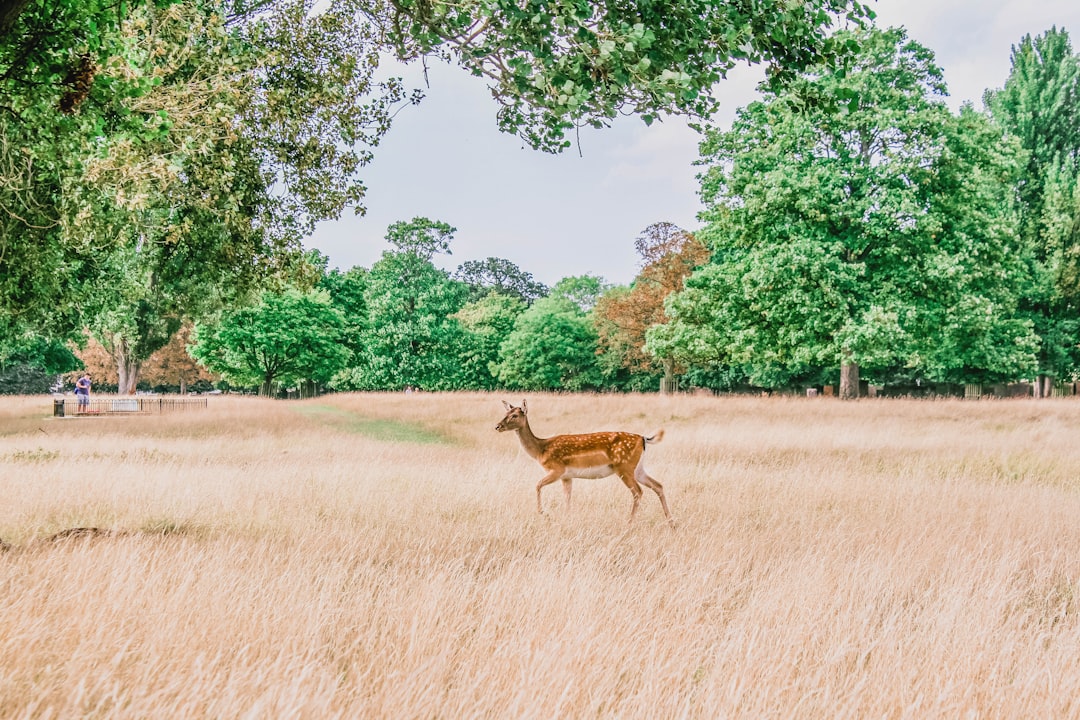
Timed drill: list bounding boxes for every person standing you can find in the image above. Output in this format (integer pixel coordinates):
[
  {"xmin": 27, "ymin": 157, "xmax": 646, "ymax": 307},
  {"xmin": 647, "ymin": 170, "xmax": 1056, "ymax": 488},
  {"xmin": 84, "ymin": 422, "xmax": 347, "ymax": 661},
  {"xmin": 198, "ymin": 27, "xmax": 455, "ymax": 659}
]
[{"xmin": 75, "ymin": 372, "xmax": 91, "ymax": 413}]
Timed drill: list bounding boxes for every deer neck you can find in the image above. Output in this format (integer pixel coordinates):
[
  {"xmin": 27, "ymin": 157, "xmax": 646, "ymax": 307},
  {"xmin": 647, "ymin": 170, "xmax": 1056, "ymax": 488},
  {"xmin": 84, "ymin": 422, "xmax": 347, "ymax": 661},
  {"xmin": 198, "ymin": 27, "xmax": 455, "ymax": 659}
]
[{"xmin": 515, "ymin": 418, "xmax": 545, "ymax": 460}]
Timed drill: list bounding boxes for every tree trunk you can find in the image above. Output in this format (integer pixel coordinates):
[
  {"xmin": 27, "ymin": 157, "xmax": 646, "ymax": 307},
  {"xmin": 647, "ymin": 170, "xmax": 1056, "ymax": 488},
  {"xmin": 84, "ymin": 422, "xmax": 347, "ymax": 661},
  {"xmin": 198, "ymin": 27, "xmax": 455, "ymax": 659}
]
[
  {"xmin": 179, "ymin": 376, "xmax": 187, "ymax": 396},
  {"xmin": 1037, "ymin": 374, "xmax": 1054, "ymax": 398},
  {"xmin": 839, "ymin": 361, "xmax": 860, "ymax": 400},
  {"xmin": 113, "ymin": 335, "xmax": 142, "ymax": 395},
  {"xmin": 260, "ymin": 375, "xmax": 275, "ymax": 397},
  {"xmin": 660, "ymin": 357, "xmax": 676, "ymax": 395}
]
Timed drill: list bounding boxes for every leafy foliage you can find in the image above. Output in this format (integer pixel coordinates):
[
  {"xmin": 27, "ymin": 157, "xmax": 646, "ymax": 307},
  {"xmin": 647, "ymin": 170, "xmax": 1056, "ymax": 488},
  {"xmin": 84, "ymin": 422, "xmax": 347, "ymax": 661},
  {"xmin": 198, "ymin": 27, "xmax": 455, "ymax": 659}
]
[
  {"xmin": 494, "ymin": 295, "xmax": 601, "ymax": 390},
  {"xmin": 594, "ymin": 223, "xmax": 708, "ymax": 383},
  {"xmin": 190, "ymin": 289, "xmax": 350, "ymax": 396},
  {"xmin": 362, "ymin": 0, "xmax": 875, "ymax": 150},
  {"xmin": 547, "ymin": 274, "xmax": 607, "ymax": 312},
  {"xmin": 651, "ymin": 28, "xmax": 1037, "ymax": 395},
  {"xmin": 331, "ymin": 219, "xmax": 469, "ymax": 390},
  {"xmin": 0, "ymin": 333, "xmax": 82, "ymax": 394},
  {"xmin": 455, "ymin": 257, "xmax": 548, "ymax": 303},
  {"xmin": 0, "ymin": 0, "xmax": 413, "ymax": 349},
  {"xmin": 451, "ymin": 291, "xmax": 526, "ymax": 389},
  {"xmin": 986, "ymin": 27, "xmax": 1080, "ymax": 386}
]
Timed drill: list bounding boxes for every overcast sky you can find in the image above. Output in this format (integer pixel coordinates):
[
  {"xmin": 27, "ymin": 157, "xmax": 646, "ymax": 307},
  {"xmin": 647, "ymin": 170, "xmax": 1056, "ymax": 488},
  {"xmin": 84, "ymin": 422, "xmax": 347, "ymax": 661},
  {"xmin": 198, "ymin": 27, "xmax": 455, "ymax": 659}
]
[{"xmin": 308, "ymin": 0, "xmax": 1080, "ymax": 287}]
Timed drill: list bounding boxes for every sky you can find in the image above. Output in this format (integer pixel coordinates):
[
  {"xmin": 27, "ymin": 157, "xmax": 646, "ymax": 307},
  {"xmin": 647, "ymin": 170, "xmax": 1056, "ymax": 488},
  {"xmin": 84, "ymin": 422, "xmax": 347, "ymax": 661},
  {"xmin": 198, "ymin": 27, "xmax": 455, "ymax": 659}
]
[{"xmin": 307, "ymin": 0, "xmax": 1080, "ymax": 288}]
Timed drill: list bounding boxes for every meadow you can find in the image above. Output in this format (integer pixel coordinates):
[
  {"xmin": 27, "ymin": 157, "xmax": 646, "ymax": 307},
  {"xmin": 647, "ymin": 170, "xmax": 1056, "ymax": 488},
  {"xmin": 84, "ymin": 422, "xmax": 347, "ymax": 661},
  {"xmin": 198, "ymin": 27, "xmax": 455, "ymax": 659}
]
[{"xmin": 2, "ymin": 392, "xmax": 1080, "ymax": 718}]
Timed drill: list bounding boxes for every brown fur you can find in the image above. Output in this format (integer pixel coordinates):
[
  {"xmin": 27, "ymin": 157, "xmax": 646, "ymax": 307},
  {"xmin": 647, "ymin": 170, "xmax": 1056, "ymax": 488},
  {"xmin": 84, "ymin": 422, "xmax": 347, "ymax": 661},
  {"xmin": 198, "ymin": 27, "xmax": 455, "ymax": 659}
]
[{"xmin": 496, "ymin": 400, "xmax": 675, "ymax": 528}]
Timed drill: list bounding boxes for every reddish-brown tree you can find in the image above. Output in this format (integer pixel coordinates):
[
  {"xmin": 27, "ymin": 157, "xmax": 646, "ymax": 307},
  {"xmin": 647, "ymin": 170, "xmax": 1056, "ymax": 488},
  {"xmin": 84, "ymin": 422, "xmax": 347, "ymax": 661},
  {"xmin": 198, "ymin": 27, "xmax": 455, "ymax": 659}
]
[
  {"xmin": 594, "ymin": 223, "xmax": 709, "ymax": 390},
  {"xmin": 139, "ymin": 324, "xmax": 218, "ymax": 394},
  {"xmin": 71, "ymin": 324, "xmax": 216, "ymax": 394}
]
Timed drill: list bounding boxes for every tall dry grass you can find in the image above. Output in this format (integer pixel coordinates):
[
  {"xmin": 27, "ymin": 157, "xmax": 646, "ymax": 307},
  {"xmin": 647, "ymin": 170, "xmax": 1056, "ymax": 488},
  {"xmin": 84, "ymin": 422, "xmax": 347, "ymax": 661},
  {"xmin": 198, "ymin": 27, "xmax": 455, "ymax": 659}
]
[{"xmin": 2, "ymin": 392, "xmax": 1080, "ymax": 718}]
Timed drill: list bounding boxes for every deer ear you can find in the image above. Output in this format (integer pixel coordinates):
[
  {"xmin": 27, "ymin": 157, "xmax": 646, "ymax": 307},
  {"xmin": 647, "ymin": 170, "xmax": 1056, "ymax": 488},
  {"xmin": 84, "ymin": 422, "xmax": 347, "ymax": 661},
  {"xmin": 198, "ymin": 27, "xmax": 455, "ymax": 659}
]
[
  {"xmin": 522, "ymin": 399, "xmax": 528, "ymax": 413},
  {"xmin": 502, "ymin": 400, "xmax": 512, "ymax": 411}
]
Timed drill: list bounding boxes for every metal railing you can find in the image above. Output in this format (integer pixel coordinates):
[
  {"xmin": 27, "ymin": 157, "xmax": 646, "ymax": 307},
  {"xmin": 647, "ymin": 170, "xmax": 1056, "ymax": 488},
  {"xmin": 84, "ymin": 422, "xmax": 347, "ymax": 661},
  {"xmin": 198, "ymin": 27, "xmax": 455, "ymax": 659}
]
[{"xmin": 53, "ymin": 396, "xmax": 208, "ymax": 417}]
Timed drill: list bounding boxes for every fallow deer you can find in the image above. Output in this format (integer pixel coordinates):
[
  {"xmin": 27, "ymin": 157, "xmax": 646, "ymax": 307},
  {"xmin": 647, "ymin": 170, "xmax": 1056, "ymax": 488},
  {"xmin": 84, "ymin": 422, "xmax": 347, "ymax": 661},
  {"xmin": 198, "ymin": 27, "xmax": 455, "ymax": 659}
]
[{"xmin": 496, "ymin": 400, "xmax": 675, "ymax": 528}]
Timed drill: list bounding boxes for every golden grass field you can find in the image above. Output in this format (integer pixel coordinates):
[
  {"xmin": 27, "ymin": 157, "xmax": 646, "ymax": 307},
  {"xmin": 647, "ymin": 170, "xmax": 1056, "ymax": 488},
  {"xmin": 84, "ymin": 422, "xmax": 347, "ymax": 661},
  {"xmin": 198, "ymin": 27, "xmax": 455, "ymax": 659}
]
[{"xmin": 2, "ymin": 391, "xmax": 1080, "ymax": 718}]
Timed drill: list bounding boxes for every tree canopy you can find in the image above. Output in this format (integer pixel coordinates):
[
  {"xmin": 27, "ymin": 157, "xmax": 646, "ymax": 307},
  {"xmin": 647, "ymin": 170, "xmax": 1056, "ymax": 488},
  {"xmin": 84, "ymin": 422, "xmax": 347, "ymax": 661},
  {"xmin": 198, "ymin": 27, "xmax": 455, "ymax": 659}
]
[
  {"xmin": 455, "ymin": 257, "xmax": 548, "ymax": 304},
  {"xmin": 986, "ymin": 27, "xmax": 1080, "ymax": 394},
  {"xmin": 649, "ymin": 27, "xmax": 1038, "ymax": 397},
  {"xmin": 0, "ymin": 0, "xmax": 876, "ymax": 346},
  {"xmin": 594, "ymin": 222, "xmax": 708, "ymax": 388},
  {"xmin": 190, "ymin": 288, "xmax": 350, "ymax": 396}
]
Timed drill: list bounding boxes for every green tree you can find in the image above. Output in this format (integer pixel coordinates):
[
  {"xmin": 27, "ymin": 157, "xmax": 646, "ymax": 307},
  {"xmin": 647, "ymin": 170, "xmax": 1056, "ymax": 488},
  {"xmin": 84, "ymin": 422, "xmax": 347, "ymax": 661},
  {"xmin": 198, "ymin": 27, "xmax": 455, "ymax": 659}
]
[
  {"xmin": 0, "ymin": 0, "xmax": 873, "ymax": 334},
  {"xmin": 986, "ymin": 27, "xmax": 1080, "ymax": 394},
  {"xmin": 190, "ymin": 289, "xmax": 349, "ymax": 396},
  {"xmin": 650, "ymin": 27, "xmax": 1036, "ymax": 398},
  {"xmin": 0, "ymin": 0, "xmax": 411, "ymax": 348},
  {"xmin": 363, "ymin": 0, "xmax": 874, "ymax": 150},
  {"xmin": 319, "ymin": 264, "xmax": 370, "ymax": 361},
  {"xmin": 454, "ymin": 257, "xmax": 547, "ymax": 304},
  {"xmin": 0, "ymin": 333, "xmax": 82, "ymax": 394},
  {"xmin": 548, "ymin": 274, "xmax": 607, "ymax": 312},
  {"xmin": 333, "ymin": 218, "xmax": 469, "ymax": 390},
  {"xmin": 452, "ymin": 291, "xmax": 526, "ymax": 389},
  {"xmin": 494, "ymin": 293, "xmax": 601, "ymax": 390},
  {"xmin": 73, "ymin": 0, "xmax": 410, "ymax": 393}
]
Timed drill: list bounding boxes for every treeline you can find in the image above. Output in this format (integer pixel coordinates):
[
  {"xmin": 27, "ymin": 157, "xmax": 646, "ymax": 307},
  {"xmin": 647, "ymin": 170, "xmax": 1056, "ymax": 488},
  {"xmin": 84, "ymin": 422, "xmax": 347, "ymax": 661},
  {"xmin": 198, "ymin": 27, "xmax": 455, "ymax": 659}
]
[
  {"xmin": 0, "ymin": 0, "xmax": 873, "ymax": 395},
  {"xmin": 2, "ymin": 13, "xmax": 1078, "ymax": 399},
  {"xmin": 180, "ymin": 219, "xmax": 705, "ymax": 396},
  {"xmin": 166, "ymin": 27, "xmax": 1080, "ymax": 398}
]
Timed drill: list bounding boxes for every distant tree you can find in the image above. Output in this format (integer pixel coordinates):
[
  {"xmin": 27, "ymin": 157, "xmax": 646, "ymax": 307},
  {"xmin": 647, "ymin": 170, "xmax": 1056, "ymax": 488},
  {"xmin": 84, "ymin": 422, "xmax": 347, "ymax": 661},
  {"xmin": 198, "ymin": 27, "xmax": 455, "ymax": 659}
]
[
  {"xmin": 594, "ymin": 223, "xmax": 709, "ymax": 390},
  {"xmin": 385, "ymin": 217, "xmax": 456, "ymax": 259},
  {"xmin": 986, "ymin": 27, "xmax": 1080, "ymax": 394},
  {"xmin": 190, "ymin": 290, "xmax": 349, "ymax": 396},
  {"xmin": 454, "ymin": 257, "xmax": 548, "ymax": 304},
  {"xmin": 139, "ymin": 324, "xmax": 218, "ymax": 394},
  {"xmin": 333, "ymin": 218, "xmax": 469, "ymax": 390},
  {"xmin": 452, "ymin": 292, "xmax": 527, "ymax": 389},
  {"xmin": 650, "ymin": 27, "xmax": 1037, "ymax": 397},
  {"xmin": 548, "ymin": 275, "xmax": 608, "ymax": 313},
  {"xmin": 0, "ymin": 334, "xmax": 82, "ymax": 394},
  {"xmin": 319, "ymin": 265, "xmax": 369, "ymax": 361},
  {"xmin": 494, "ymin": 295, "xmax": 601, "ymax": 390}
]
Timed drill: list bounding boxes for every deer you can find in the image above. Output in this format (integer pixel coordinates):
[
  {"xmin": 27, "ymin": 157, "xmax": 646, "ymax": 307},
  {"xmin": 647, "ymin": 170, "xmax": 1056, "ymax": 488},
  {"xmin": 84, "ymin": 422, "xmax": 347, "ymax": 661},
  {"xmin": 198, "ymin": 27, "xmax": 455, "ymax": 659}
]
[{"xmin": 495, "ymin": 400, "xmax": 675, "ymax": 529}]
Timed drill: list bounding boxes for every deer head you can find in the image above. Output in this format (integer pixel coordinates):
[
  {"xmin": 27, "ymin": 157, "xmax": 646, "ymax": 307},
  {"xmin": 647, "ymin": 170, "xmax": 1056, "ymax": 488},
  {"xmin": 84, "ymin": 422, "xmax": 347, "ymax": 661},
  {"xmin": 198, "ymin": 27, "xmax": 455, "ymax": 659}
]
[{"xmin": 495, "ymin": 400, "xmax": 528, "ymax": 432}]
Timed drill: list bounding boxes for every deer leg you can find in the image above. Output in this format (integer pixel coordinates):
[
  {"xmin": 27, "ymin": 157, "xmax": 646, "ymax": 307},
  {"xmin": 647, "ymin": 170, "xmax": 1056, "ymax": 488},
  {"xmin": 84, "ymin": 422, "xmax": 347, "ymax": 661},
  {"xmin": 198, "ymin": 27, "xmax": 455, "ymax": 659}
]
[
  {"xmin": 637, "ymin": 470, "xmax": 676, "ymax": 529},
  {"xmin": 536, "ymin": 471, "xmax": 562, "ymax": 515},
  {"xmin": 616, "ymin": 469, "xmax": 643, "ymax": 524},
  {"xmin": 561, "ymin": 478, "xmax": 573, "ymax": 512}
]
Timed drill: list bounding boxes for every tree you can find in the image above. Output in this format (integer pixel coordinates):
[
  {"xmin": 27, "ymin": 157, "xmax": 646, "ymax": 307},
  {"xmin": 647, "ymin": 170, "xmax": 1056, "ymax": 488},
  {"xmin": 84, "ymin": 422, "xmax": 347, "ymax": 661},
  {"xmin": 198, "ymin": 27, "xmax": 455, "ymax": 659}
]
[
  {"xmin": 594, "ymin": 222, "xmax": 709, "ymax": 390},
  {"xmin": 0, "ymin": 0, "xmax": 874, "ymax": 334},
  {"xmin": 0, "ymin": 0, "xmax": 412, "ymax": 349},
  {"xmin": 454, "ymin": 257, "xmax": 548, "ymax": 304},
  {"xmin": 319, "ymin": 264, "xmax": 370, "ymax": 362},
  {"xmin": 650, "ymin": 27, "xmax": 1037, "ymax": 398},
  {"xmin": 71, "ymin": 0, "xmax": 413, "ymax": 393},
  {"xmin": 548, "ymin": 274, "xmax": 607, "ymax": 313},
  {"xmin": 494, "ymin": 294, "xmax": 601, "ymax": 391},
  {"xmin": 190, "ymin": 289, "xmax": 350, "ymax": 396},
  {"xmin": 361, "ymin": 0, "xmax": 875, "ymax": 151},
  {"xmin": 139, "ymin": 324, "xmax": 219, "ymax": 394},
  {"xmin": 986, "ymin": 27, "xmax": 1080, "ymax": 395},
  {"xmin": 0, "ymin": 333, "xmax": 81, "ymax": 394},
  {"xmin": 333, "ymin": 218, "xmax": 469, "ymax": 390},
  {"xmin": 452, "ymin": 291, "xmax": 526, "ymax": 389}
]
